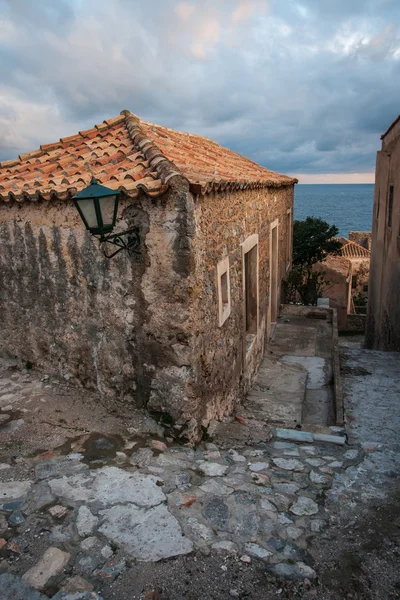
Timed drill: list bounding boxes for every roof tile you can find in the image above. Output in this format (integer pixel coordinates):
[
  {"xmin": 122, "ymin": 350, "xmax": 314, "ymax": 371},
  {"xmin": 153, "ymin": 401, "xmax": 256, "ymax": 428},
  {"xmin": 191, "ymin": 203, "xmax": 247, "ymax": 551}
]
[
  {"xmin": 337, "ymin": 238, "xmax": 371, "ymax": 259},
  {"xmin": 0, "ymin": 109, "xmax": 296, "ymax": 204},
  {"xmin": 60, "ymin": 133, "xmax": 81, "ymax": 144}
]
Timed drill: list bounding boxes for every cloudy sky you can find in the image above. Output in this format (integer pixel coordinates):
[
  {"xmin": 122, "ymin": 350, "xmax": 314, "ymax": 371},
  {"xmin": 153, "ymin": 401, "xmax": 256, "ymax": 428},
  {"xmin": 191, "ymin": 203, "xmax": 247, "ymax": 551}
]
[{"xmin": 0, "ymin": 0, "xmax": 399, "ymax": 182}]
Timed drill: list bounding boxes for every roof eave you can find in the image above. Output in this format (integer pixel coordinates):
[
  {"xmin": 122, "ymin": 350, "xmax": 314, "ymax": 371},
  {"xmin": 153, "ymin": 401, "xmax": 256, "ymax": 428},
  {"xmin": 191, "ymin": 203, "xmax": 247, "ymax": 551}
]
[
  {"xmin": 189, "ymin": 177, "xmax": 297, "ymax": 196},
  {"xmin": 381, "ymin": 115, "xmax": 400, "ymax": 140}
]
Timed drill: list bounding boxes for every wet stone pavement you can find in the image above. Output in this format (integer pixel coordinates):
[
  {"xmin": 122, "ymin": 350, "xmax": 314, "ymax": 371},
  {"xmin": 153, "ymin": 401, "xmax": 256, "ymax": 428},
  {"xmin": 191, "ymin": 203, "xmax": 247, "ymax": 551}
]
[{"xmin": 0, "ymin": 425, "xmax": 362, "ymax": 599}]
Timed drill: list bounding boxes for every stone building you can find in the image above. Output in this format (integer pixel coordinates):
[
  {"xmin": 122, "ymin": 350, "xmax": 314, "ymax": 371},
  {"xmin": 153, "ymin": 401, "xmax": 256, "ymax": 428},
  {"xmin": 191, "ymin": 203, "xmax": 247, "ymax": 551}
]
[
  {"xmin": 0, "ymin": 110, "xmax": 296, "ymax": 440},
  {"xmin": 314, "ymin": 237, "xmax": 370, "ymax": 331},
  {"xmin": 339, "ymin": 237, "xmax": 370, "ymax": 305},
  {"xmin": 348, "ymin": 231, "xmax": 372, "ymax": 252},
  {"xmin": 366, "ymin": 115, "xmax": 400, "ymax": 351}
]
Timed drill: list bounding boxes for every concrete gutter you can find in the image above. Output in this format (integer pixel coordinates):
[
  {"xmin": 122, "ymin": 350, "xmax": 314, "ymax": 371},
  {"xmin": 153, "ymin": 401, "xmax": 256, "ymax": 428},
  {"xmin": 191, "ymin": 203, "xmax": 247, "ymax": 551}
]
[
  {"xmin": 279, "ymin": 304, "xmax": 345, "ymax": 427},
  {"xmin": 331, "ymin": 308, "xmax": 344, "ymax": 426}
]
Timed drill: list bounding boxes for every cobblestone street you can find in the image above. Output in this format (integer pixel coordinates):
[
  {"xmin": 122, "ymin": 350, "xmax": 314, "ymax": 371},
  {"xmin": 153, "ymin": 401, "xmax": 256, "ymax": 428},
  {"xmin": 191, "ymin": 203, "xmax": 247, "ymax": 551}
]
[{"xmin": 0, "ymin": 342, "xmax": 399, "ymax": 599}]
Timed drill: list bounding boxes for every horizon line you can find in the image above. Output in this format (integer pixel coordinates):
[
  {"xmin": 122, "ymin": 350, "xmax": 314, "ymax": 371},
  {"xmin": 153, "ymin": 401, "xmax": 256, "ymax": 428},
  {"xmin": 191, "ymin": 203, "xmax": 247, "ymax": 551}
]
[{"xmin": 291, "ymin": 172, "xmax": 375, "ymax": 184}]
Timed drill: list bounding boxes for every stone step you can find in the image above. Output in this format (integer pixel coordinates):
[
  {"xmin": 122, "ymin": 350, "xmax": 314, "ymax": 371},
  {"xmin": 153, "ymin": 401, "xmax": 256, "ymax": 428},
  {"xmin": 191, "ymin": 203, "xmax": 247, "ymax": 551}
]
[
  {"xmin": 245, "ymin": 359, "xmax": 307, "ymax": 427},
  {"xmin": 274, "ymin": 426, "xmax": 346, "ymax": 445}
]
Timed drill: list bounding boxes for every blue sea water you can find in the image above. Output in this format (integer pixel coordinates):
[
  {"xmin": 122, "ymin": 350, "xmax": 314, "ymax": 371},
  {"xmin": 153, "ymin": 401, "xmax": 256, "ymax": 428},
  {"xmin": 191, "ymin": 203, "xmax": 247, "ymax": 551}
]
[{"xmin": 294, "ymin": 184, "xmax": 374, "ymax": 237}]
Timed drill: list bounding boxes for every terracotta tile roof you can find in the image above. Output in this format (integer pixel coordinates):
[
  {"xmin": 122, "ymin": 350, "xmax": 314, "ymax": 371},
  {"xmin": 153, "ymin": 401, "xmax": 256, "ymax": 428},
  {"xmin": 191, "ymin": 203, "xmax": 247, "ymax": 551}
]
[
  {"xmin": 0, "ymin": 110, "xmax": 296, "ymax": 203},
  {"xmin": 337, "ymin": 238, "xmax": 371, "ymax": 259},
  {"xmin": 139, "ymin": 118, "xmax": 297, "ymax": 194}
]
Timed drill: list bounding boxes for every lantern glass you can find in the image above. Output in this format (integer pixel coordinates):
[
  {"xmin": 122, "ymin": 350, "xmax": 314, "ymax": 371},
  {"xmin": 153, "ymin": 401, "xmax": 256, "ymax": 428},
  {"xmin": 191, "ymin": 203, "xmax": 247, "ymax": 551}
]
[
  {"xmin": 72, "ymin": 178, "xmax": 120, "ymax": 237},
  {"xmin": 98, "ymin": 194, "xmax": 118, "ymax": 229},
  {"xmin": 75, "ymin": 198, "xmax": 98, "ymax": 230}
]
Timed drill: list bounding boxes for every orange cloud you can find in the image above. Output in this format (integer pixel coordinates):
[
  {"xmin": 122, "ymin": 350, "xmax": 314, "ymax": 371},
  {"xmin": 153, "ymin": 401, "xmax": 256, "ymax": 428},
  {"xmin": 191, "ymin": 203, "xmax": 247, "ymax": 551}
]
[
  {"xmin": 175, "ymin": 2, "xmax": 196, "ymax": 22},
  {"xmin": 190, "ymin": 17, "xmax": 220, "ymax": 58},
  {"xmin": 232, "ymin": 0, "xmax": 268, "ymax": 24}
]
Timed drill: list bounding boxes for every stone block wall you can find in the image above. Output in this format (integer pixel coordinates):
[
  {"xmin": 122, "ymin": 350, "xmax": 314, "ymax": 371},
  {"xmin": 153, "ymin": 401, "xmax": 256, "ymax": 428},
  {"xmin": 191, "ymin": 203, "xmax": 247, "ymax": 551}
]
[
  {"xmin": 0, "ymin": 178, "xmax": 194, "ymax": 420},
  {"xmin": 186, "ymin": 185, "xmax": 294, "ymax": 428},
  {"xmin": 0, "ymin": 179, "xmax": 294, "ymax": 441},
  {"xmin": 366, "ymin": 122, "xmax": 400, "ymax": 351},
  {"xmin": 349, "ymin": 231, "xmax": 372, "ymax": 251},
  {"xmin": 347, "ymin": 313, "xmax": 367, "ymax": 333}
]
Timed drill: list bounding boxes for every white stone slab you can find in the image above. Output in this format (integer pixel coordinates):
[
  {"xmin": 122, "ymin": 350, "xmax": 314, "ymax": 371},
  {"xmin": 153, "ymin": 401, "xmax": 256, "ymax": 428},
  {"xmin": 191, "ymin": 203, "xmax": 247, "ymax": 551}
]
[
  {"xmin": 272, "ymin": 458, "xmax": 304, "ymax": 471},
  {"xmin": 99, "ymin": 503, "xmax": 193, "ymax": 561},
  {"xmin": 0, "ymin": 480, "xmax": 32, "ymax": 501},
  {"xmin": 199, "ymin": 480, "xmax": 234, "ymax": 496},
  {"xmin": 76, "ymin": 506, "xmax": 99, "ymax": 537},
  {"xmin": 290, "ymin": 496, "xmax": 319, "ymax": 516},
  {"xmin": 244, "ymin": 543, "xmax": 273, "ymax": 559},
  {"xmin": 313, "ymin": 433, "xmax": 346, "ymax": 445},
  {"xmin": 249, "ymin": 462, "xmax": 269, "ymax": 472},
  {"xmin": 49, "ymin": 467, "xmax": 165, "ymax": 507},
  {"xmin": 197, "ymin": 462, "xmax": 229, "ymax": 477},
  {"xmin": 274, "ymin": 428, "xmax": 314, "ymax": 443}
]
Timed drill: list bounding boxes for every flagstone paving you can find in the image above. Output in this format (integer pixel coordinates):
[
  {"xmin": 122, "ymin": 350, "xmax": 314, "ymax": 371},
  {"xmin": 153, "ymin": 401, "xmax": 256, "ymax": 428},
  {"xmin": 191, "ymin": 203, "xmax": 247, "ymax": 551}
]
[
  {"xmin": 1, "ymin": 425, "xmax": 357, "ymax": 594},
  {"xmin": 1, "ymin": 346, "xmax": 400, "ymax": 599}
]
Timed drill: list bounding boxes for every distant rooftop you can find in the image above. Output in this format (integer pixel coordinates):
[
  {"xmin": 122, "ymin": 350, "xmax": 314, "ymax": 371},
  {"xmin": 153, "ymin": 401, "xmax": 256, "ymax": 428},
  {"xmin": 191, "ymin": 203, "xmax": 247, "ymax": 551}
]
[{"xmin": 337, "ymin": 237, "xmax": 371, "ymax": 259}]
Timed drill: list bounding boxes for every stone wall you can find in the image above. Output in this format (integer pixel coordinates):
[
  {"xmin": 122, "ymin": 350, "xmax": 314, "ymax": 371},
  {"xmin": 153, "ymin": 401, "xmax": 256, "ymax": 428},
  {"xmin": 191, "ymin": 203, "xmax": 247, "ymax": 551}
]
[
  {"xmin": 0, "ymin": 178, "xmax": 195, "ymax": 420},
  {"xmin": 0, "ymin": 179, "xmax": 294, "ymax": 441},
  {"xmin": 349, "ymin": 231, "xmax": 372, "ymax": 251},
  {"xmin": 366, "ymin": 121, "xmax": 400, "ymax": 351},
  {"xmin": 184, "ymin": 185, "xmax": 294, "ymax": 429},
  {"xmin": 314, "ymin": 257, "xmax": 350, "ymax": 331},
  {"xmin": 347, "ymin": 313, "xmax": 367, "ymax": 333}
]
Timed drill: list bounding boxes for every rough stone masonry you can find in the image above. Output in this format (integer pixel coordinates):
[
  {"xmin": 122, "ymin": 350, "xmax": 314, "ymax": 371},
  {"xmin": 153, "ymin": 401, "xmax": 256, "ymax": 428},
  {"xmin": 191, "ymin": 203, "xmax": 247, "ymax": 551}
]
[{"xmin": 0, "ymin": 110, "xmax": 295, "ymax": 441}]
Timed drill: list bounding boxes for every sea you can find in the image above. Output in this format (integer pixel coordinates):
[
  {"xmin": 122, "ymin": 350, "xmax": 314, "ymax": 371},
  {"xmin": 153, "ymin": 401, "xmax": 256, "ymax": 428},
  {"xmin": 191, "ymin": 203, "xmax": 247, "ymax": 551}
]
[{"xmin": 294, "ymin": 184, "xmax": 374, "ymax": 237}]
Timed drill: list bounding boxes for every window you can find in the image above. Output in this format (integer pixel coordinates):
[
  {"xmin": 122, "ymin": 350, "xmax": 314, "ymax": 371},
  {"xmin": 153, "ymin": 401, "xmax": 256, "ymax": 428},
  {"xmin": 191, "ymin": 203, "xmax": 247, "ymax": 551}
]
[
  {"xmin": 269, "ymin": 221, "xmax": 279, "ymax": 325},
  {"xmin": 376, "ymin": 188, "xmax": 380, "ymax": 219},
  {"xmin": 217, "ymin": 256, "xmax": 231, "ymax": 326},
  {"xmin": 245, "ymin": 246, "xmax": 258, "ymax": 333},
  {"xmin": 388, "ymin": 185, "xmax": 394, "ymax": 229},
  {"xmin": 241, "ymin": 234, "xmax": 259, "ymax": 339},
  {"xmin": 352, "ymin": 275, "xmax": 358, "ymax": 290},
  {"xmin": 286, "ymin": 208, "xmax": 292, "ymax": 270},
  {"xmin": 221, "ymin": 271, "xmax": 229, "ymax": 306}
]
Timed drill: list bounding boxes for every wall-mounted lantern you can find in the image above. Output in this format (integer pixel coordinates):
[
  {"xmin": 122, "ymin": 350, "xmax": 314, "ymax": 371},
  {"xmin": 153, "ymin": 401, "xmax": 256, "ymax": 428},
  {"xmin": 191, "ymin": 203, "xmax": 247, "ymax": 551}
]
[{"xmin": 72, "ymin": 177, "xmax": 140, "ymax": 258}]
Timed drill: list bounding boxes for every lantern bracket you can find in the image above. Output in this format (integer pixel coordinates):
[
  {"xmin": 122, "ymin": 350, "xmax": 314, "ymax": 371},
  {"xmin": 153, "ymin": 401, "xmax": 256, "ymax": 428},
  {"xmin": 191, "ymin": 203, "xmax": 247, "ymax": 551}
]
[{"xmin": 98, "ymin": 226, "xmax": 141, "ymax": 259}]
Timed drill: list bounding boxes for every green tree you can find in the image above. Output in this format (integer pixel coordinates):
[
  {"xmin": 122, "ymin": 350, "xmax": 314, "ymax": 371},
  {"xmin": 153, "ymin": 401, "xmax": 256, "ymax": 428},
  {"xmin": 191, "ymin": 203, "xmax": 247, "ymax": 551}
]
[
  {"xmin": 292, "ymin": 217, "xmax": 342, "ymax": 267},
  {"xmin": 283, "ymin": 217, "xmax": 342, "ymax": 305}
]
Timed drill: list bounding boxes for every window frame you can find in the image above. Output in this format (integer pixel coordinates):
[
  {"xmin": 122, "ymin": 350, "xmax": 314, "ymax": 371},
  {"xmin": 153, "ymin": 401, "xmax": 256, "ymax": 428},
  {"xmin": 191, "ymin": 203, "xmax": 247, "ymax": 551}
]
[
  {"xmin": 286, "ymin": 207, "xmax": 292, "ymax": 271},
  {"xmin": 376, "ymin": 187, "xmax": 380, "ymax": 220},
  {"xmin": 387, "ymin": 184, "xmax": 394, "ymax": 230},
  {"xmin": 241, "ymin": 234, "xmax": 259, "ymax": 340},
  {"xmin": 217, "ymin": 256, "xmax": 231, "ymax": 327}
]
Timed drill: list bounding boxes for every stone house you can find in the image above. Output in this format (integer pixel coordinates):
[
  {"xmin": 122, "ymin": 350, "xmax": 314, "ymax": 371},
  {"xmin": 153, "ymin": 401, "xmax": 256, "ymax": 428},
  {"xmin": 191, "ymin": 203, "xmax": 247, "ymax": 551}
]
[
  {"xmin": 338, "ymin": 237, "xmax": 370, "ymax": 304},
  {"xmin": 315, "ymin": 237, "xmax": 370, "ymax": 331},
  {"xmin": 314, "ymin": 254, "xmax": 351, "ymax": 330},
  {"xmin": 0, "ymin": 110, "xmax": 296, "ymax": 441},
  {"xmin": 366, "ymin": 115, "xmax": 400, "ymax": 351}
]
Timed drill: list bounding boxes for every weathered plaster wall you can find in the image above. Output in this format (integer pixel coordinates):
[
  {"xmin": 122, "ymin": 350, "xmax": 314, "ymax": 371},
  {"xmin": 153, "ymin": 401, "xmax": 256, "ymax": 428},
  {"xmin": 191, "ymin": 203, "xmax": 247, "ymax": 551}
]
[
  {"xmin": 315, "ymin": 259, "xmax": 350, "ymax": 331},
  {"xmin": 187, "ymin": 185, "xmax": 294, "ymax": 428},
  {"xmin": 366, "ymin": 124, "xmax": 400, "ymax": 351},
  {"xmin": 0, "ymin": 179, "xmax": 195, "ymax": 423}
]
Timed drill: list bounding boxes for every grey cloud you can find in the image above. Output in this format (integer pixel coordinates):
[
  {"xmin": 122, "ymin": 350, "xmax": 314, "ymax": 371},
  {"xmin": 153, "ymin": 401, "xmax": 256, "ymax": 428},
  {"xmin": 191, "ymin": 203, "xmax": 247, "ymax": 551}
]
[{"xmin": 0, "ymin": 0, "xmax": 399, "ymax": 176}]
